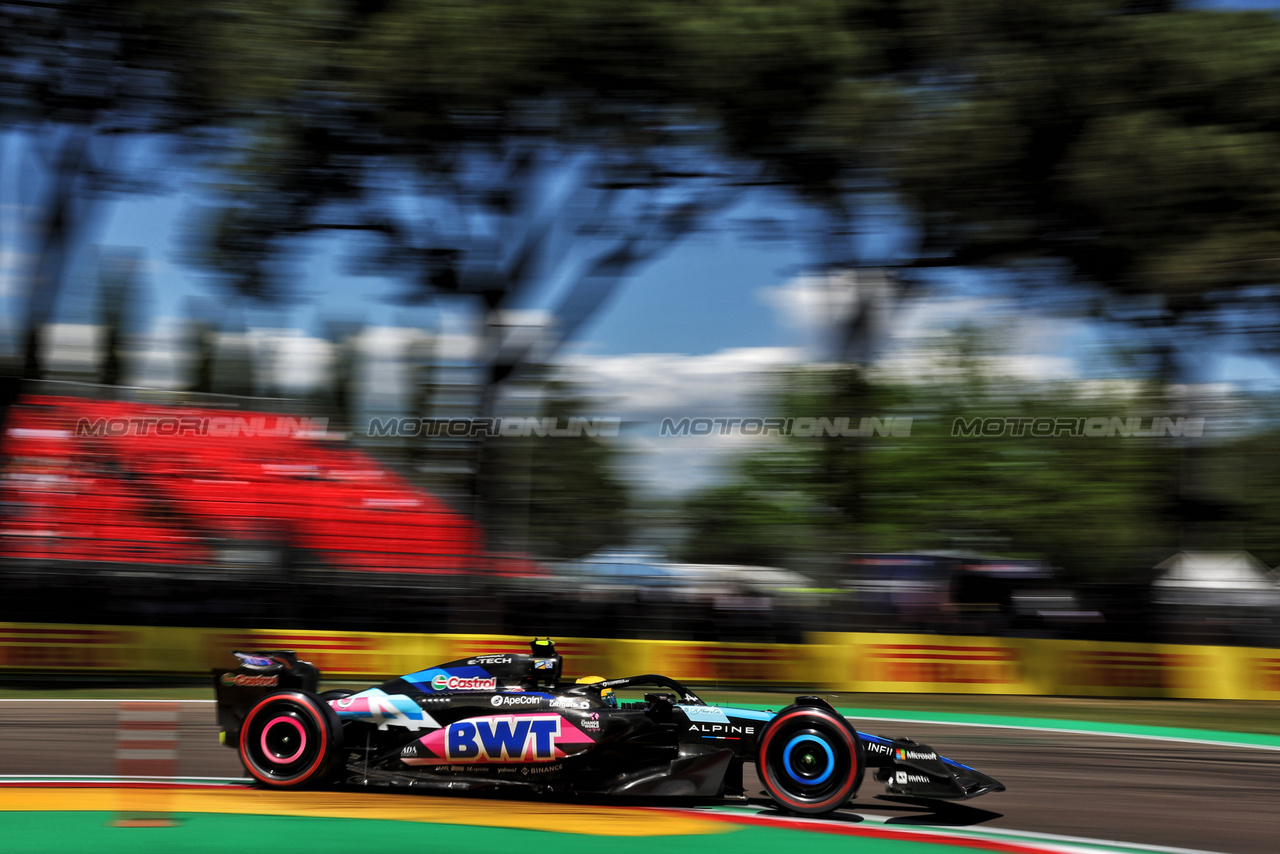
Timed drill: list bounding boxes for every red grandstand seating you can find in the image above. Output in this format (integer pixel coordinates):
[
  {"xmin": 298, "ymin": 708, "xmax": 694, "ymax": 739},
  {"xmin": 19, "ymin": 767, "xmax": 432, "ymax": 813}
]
[{"xmin": 1, "ymin": 394, "xmax": 484, "ymax": 573}]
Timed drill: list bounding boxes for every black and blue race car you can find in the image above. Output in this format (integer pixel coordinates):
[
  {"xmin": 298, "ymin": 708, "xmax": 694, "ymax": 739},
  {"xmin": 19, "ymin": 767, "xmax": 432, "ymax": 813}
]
[{"xmin": 213, "ymin": 638, "xmax": 1003, "ymax": 815}]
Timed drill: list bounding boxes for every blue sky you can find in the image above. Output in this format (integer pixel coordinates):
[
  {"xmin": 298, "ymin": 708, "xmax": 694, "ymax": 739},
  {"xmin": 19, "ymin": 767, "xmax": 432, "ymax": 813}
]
[{"xmin": 577, "ymin": 229, "xmax": 805, "ymax": 357}]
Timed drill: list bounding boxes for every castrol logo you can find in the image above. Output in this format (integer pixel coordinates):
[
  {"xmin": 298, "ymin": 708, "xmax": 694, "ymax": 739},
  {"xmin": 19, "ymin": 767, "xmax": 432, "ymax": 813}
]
[
  {"xmin": 430, "ymin": 674, "xmax": 497, "ymax": 691},
  {"xmin": 221, "ymin": 673, "xmax": 280, "ymax": 688}
]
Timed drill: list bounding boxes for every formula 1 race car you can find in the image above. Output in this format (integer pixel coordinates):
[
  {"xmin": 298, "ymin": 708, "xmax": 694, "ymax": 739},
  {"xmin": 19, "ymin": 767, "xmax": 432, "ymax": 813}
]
[{"xmin": 213, "ymin": 639, "xmax": 1003, "ymax": 815}]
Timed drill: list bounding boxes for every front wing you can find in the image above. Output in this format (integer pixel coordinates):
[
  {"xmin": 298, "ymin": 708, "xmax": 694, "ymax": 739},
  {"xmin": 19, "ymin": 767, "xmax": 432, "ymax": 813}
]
[{"xmin": 858, "ymin": 731, "xmax": 1004, "ymax": 799}]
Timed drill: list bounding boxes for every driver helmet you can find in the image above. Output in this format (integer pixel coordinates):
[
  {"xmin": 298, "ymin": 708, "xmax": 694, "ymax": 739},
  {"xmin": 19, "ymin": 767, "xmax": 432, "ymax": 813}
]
[{"xmin": 575, "ymin": 675, "xmax": 617, "ymax": 708}]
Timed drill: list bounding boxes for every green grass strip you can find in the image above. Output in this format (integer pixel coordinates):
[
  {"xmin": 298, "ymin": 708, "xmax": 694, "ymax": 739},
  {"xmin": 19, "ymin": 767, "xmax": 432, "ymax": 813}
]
[{"xmin": 0, "ymin": 811, "xmax": 983, "ymax": 854}]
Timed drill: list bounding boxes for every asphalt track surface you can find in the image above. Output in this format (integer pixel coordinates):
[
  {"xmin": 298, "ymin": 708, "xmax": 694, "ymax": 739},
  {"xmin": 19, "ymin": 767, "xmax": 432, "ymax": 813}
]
[{"xmin": 1, "ymin": 701, "xmax": 1277, "ymax": 854}]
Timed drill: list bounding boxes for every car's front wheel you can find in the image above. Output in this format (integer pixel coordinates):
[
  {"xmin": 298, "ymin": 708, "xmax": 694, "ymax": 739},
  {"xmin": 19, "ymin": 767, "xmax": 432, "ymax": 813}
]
[
  {"xmin": 756, "ymin": 703, "xmax": 863, "ymax": 815},
  {"xmin": 239, "ymin": 691, "xmax": 342, "ymax": 788}
]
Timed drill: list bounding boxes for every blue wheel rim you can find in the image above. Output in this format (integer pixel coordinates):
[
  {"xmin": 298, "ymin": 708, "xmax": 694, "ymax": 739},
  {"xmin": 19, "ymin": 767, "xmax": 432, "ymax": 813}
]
[{"xmin": 783, "ymin": 733, "xmax": 835, "ymax": 785}]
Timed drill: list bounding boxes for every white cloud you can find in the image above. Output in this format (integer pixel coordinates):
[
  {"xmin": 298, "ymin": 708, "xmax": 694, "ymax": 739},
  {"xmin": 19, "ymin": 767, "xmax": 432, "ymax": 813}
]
[
  {"xmin": 871, "ymin": 293, "xmax": 1094, "ymax": 384},
  {"xmin": 870, "ymin": 347, "xmax": 1078, "ymax": 385},
  {"xmin": 434, "ymin": 331, "xmax": 483, "ymax": 363},
  {"xmin": 42, "ymin": 323, "xmax": 102, "ymax": 375},
  {"xmin": 354, "ymin": 325, "xmax": 417, "ymax": 361},
  {"xmin": 557, "ymin": 287, "xmax": 1121, "ymax": 493},
  {"xmin": 265, "ymin": 330, "xmax": 334, "ymax": 393},
  {"xmin": 0, "ymin": 249, "xmax": 31, "ymax": 297},
  {"xmin": 888, "ymin": 297, "xmax": 1001, "ymax": 341},
  {"xmin": 127, "ymin": 321, "xmax": 188, "ymax": 389},
  {"xmin": 758, "ymin": 269, "xmax": 892, "ymax": 358},
  {"xmin": 561, "ymin": 346, "xmax": 803, "ymax": 420},
  {"xmin": 759, "ymin": 272, "xmax": 860, "ymax": 331},
  {"xmin": 559, "ymin": 346, "xmax": 807, "ymax": 493},
  {"xmin": 761, "ymin": 270, "xmax": 1098, "ymax": 382}
]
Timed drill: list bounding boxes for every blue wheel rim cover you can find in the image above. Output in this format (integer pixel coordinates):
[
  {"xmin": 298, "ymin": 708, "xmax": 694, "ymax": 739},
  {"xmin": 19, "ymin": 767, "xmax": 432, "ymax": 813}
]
[{"xmin": 783, "ymin": 733, "xmax": 835, "ymax": 785}]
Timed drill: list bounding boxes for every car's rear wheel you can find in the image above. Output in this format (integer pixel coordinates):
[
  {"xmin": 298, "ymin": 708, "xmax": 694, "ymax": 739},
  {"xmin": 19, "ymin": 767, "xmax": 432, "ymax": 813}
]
[
  {"xmin": 757, "ymin": 705, "xmax": 863, "ymax": 815},
  {"xmin": 239, "ymin": 691, "xmax": 342, "ymax": 788}
]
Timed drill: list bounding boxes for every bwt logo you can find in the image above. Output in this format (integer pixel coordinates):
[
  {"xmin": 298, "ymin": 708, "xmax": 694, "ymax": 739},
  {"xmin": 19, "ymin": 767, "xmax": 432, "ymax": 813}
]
[{"xmin": 446, "ymin": 715, "xmax": 561, "ymax": 762}]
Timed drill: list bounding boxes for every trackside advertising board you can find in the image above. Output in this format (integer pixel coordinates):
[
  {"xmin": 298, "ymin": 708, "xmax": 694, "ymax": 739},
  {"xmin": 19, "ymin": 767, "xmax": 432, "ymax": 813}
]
[
  {"xmin": 2, "ymin": 622, "xmax": 1279, "ymax": 700},
  {"xmin": 811, "ymin": 633, "xmax": 1280, "ymax": 700}
]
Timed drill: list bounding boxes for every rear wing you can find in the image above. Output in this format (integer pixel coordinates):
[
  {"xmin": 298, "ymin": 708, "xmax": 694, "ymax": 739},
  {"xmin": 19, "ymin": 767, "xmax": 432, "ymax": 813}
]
[{"xmin": 212, "ymin": 650, "xmax": 321, "ymax": 745}]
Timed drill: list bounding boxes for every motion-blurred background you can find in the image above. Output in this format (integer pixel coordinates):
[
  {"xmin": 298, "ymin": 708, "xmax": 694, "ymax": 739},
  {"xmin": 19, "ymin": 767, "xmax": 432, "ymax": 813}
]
[{"xmin": 4, "ymin": 0, "xmax": 1280, "ymax": 655}]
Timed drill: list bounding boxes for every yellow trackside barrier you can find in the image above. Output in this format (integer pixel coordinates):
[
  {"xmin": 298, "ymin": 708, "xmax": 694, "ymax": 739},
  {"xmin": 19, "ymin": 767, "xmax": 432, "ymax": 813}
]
[
  {"xmin": 1034, "ymin": 640, "xmax": 1224, "ymax": 699},
  {"xmin": 0, "ymin": 624, "xmax": 160, "ymax": 671},
  {"xmin": 1215, "ymin": 646, "xmax": 1280, "ymax": 701},
  {"xmin": 3, "ymin": 621, "xmax": 1280, "ymax": 700},
  {"xmin": 195, "ymin": 627, "xmax": 434, "ymax": 679},
  {"xmin": 811, "ymin": 633, "xmax": 1041, "ymax": 695},
  {"xmin": 813, "ymin": 633, "xmax": 1280, "ymax": 700}
]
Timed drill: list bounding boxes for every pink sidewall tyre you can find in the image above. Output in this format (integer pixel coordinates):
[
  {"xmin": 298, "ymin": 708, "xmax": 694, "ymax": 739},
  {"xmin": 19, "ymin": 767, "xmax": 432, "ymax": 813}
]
[{"xmin": 239, "ymin": 691, "xmax": 342, "ymax": 788}]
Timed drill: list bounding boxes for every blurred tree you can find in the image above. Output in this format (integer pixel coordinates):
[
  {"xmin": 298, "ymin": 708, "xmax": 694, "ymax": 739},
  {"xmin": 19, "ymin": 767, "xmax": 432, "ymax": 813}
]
[
  {"xmin": 871, "ymin": 1, "xmax": 1280, "ymax": 555},
  {"xmin": 322, "ymin": 318, "xmax": 365, "ymax": 431},
  {"xmin": 181, "ymin": 2, "xmax": 1280, "ymax": 486},
  {"xmin": 181, "ymin": 0, "xmax": 899, "ymax": 528},
  {"xmin": 95, "ymin": 247, "xmax": 145, "ymax": 386},
  {"xmin": 678, "ymin": 457, "xmax": 827, "ymax": 568},
  {"xmin": 1186, "ymin": 408, "xmax": 1280, "ymax": 565},
  {"xmin": 887, "ymin": 1, "xmax": 1280, "ymax": 361},
  {"xmin": 677, "ymin": 332, "xmax": 1189, "ymax": 583},
  {"xmin": 481, "ymin": 380, "xmax": 630, "ymax": 559},
  {"xmin": 0, "ymin": 1, "xmax": 227, "ymax": 382}
]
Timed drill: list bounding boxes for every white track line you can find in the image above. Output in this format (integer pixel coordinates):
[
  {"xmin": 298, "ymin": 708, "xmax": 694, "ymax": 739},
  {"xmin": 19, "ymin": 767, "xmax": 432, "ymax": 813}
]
[
  {"xmin": 843, "ymin": 714, "xmax": 1280, "ymax": 752},
  {"xmin": 705, "ymin": 807, "xmax": 1235, "ymax": 854},
  {"xmin": 0, "ymin": 699, "xmax": 214, "ymax": 703},
  {"xmin": 854, "ymin": 812, "xmax": 1235, "ymax": 854}
]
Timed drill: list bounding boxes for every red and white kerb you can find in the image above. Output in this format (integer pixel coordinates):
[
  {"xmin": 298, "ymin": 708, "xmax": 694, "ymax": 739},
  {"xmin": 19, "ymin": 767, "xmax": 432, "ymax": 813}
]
[{"xmin": 114, "ymin": 701, "xmax": 179, "ymax": 780}]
